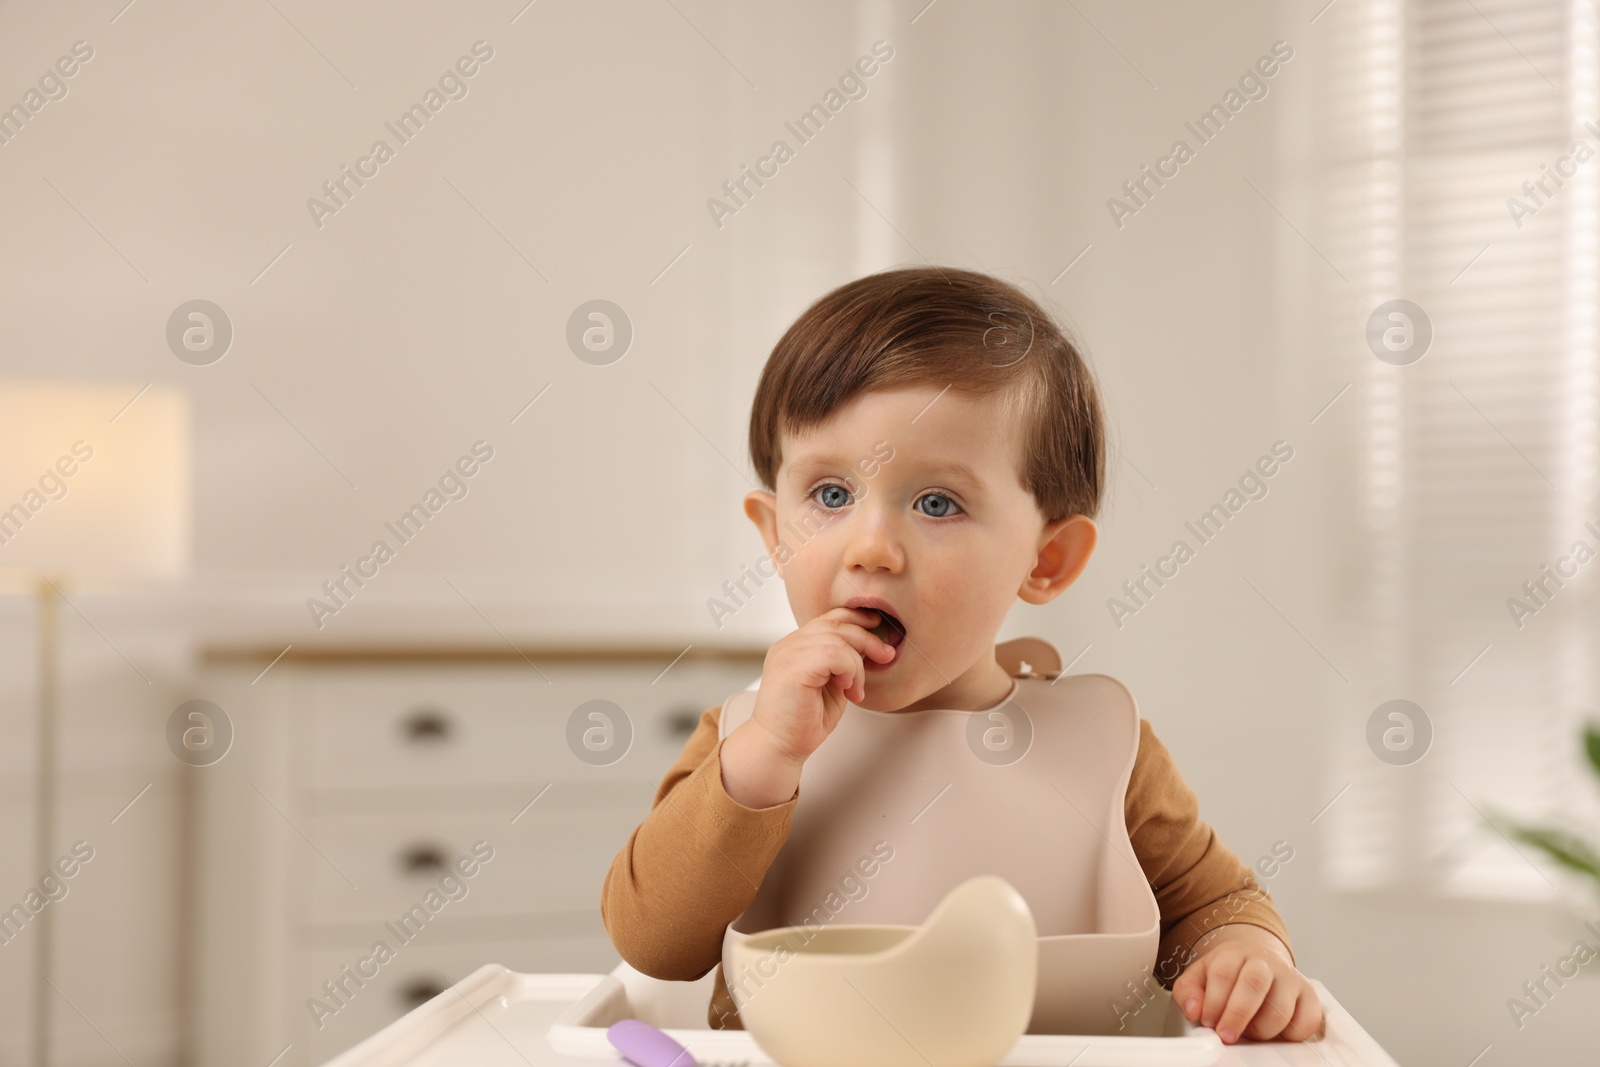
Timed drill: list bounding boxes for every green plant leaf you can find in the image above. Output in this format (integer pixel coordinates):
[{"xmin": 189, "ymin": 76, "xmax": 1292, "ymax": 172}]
[
  {"xmin": 1584, "ymin": 721, "xmax": 1600, "ymax": 782},
  {"xmin": 1500, "ymin": 821, "xmax": 1600, "ymax": 881}
]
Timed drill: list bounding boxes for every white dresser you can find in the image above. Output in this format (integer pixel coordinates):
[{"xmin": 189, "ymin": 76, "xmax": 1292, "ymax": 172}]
[{"xmin": 192, "ymin": 647, "xmax": 764, "ymax": 1067}]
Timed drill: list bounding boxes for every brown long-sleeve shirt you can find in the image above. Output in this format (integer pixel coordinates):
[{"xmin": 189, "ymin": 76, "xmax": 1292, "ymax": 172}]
[{"xmin": 600, "ymin": 704, "xmax": 1292, "ymax": 1029}]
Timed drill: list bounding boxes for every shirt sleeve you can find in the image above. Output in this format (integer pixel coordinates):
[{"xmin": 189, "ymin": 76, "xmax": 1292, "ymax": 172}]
[
  {"xmin": 599, "ymin": 703, "xmax": 799, "ymax": 983},
  {"xmin": 1124, "ymin": 717, "xmax": 1295, "ymax": 984}
]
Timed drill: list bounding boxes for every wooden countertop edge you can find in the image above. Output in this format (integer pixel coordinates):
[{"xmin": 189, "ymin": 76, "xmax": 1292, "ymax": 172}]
[{"xmin": 199, "ymin": 643, "xmax": 768, "ymax": 665}]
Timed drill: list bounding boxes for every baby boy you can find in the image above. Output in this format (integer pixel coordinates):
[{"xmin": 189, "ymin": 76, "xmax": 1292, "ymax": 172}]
[{"xmin": 601, "ymin": 266, "xmax": 1324, "ymax": 1045}]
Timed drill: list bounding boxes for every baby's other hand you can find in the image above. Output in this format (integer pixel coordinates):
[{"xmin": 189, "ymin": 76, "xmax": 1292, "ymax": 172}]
[{"xmin": 1171, "ymin": 924, "xmax": 1324, "ymax": 1044}]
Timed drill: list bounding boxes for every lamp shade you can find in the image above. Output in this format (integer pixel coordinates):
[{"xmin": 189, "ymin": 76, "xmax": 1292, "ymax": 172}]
[{"xmin": 0, "ymin": 381, "xmax": 190, "ymax": 586}]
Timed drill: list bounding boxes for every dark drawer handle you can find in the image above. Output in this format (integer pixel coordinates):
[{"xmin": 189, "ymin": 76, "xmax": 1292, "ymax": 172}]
[
  {"xmin": 663, "ymin": 708, "xmax": 700, "ymax": 738},
  {"xmin": 398, "ymin": 976, "xmax": 448, "ymax": 1011},
  {"xmin": 398, "ymin": 843, "xmax": 448, "ymax": 875},
  {"xmin": 401, "ymin": 708, "xmax": 453, "ymax": 743}
]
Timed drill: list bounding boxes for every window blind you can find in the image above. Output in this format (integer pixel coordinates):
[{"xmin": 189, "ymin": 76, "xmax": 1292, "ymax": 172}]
[{"xmin": 1317, "ymin": 0, "xmax": 1600, "ymax": 898}]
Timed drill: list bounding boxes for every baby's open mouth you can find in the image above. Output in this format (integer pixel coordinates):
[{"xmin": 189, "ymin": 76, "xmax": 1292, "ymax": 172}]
[{"xmin": 868, "ymin": 609, "xmax": 907, "ymax": 648}]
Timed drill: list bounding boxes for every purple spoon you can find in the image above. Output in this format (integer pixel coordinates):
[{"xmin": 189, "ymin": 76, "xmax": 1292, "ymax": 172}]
[{"xmin": 606, "ymin": 1019, "xmax": 698, "ymax": 1067}]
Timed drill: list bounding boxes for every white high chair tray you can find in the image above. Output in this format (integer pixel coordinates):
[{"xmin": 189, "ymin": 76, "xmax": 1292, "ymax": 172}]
[
  {"xmin": 320, "ymin": 962, "xmax": 1398, "ymax": 1067},
  {"xmin": 550, "ymin": 961, "xmax": 1221, "ymax": 1065}
]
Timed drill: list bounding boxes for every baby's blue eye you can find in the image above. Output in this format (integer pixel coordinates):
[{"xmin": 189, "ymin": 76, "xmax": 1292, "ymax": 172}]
[
  {"xmin": 808, "ymin": 484, "xmax": 963, "ymax": 518},
  {"xmin": 815, "ymin": 484, "xmax": 851, "ymax": 509}
]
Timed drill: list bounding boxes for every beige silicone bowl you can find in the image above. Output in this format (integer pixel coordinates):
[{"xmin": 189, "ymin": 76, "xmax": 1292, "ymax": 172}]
[{"xmin": 724, "ymin": 875, "xmax": 1038, "ymax": 1067}]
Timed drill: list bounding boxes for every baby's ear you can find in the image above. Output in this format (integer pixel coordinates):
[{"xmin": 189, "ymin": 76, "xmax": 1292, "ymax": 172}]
[
  {"xmin": 743, "ymin": 490, "xmax": 781, "ymax": 559},
  {"xmin": 1019, "ymin": 514, "xmax": 1096, "ymax": 605}
]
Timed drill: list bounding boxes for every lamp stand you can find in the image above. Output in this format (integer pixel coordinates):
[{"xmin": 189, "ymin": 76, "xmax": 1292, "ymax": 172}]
[{"xmin": 34, "ymin": 576, "xmax": 59, "ymax": 1067}]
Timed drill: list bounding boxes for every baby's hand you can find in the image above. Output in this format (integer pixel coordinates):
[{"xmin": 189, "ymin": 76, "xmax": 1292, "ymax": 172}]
[
  {"xmin": 1171, "ymin": 924, "xmax": 1324, "ymax": 1044},
  {"xmin": 748, "ymin": 606, "xmax": 898, "ymax": 765},
  {"xmin": 720, "ymin": 607, "xmax": 896, "ymax": 809}
]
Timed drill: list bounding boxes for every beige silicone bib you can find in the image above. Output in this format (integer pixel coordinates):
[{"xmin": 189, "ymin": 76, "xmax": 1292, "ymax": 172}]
[{"xmin": 718, "ymin": 637, "xmax": 1159, "ymax": 1035}]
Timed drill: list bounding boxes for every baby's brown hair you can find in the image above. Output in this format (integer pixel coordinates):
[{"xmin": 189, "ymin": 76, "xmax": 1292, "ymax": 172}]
[{"xmin": 748, "ymin": 265, "xmax": 1108, "ymax": 521}]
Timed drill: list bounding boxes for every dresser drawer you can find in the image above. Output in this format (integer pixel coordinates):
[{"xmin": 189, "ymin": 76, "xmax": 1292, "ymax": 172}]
[
  {"xmin": 304, "ymin": 806, "xmax": 641, "ymax": 926},
  {"xmin": 304, "ymin": 663, "xmax": 754, "ymax": 790}
]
